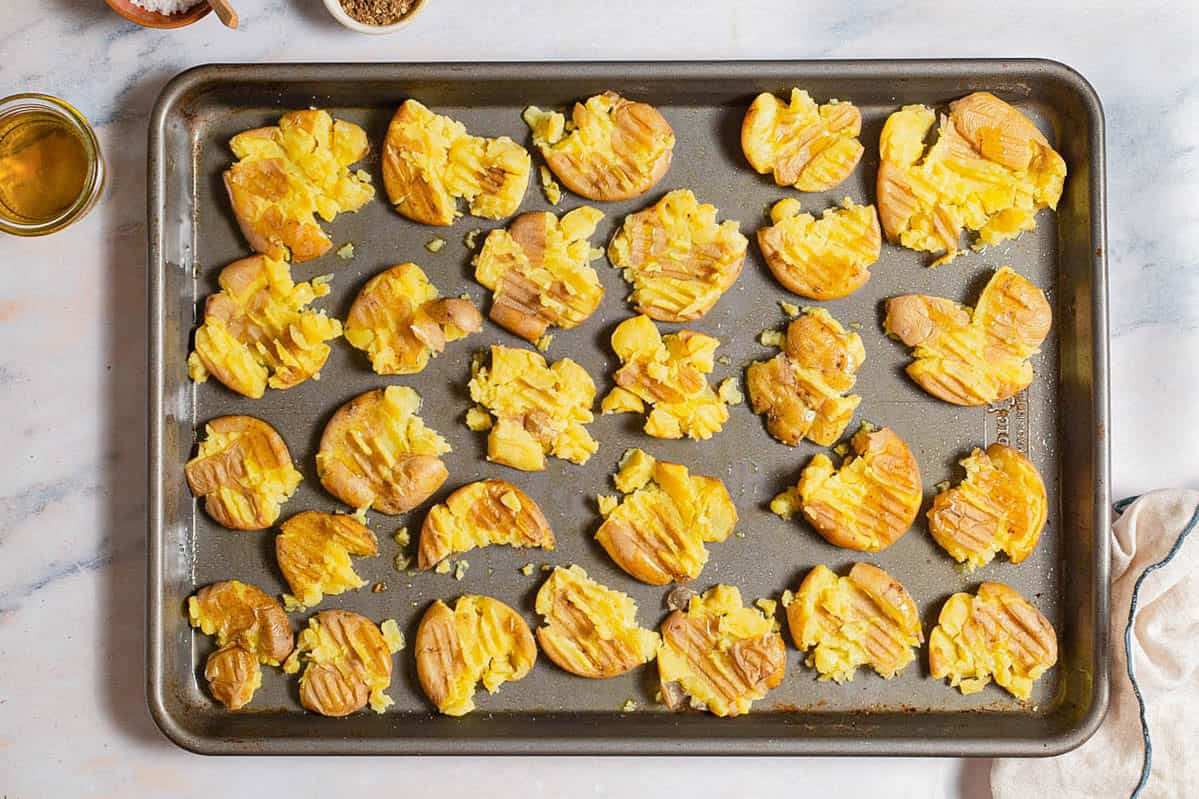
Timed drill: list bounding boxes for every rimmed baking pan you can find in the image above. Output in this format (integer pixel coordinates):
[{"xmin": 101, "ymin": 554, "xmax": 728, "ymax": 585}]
[{"xmin": 148, "ymin": 60, "xmax": 1109, "ymax": 755}]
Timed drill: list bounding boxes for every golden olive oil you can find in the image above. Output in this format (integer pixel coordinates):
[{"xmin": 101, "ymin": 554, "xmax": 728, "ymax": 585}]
[{"xmin": 0, "ymin": 110, "xmax": 90, "ymax": 224}]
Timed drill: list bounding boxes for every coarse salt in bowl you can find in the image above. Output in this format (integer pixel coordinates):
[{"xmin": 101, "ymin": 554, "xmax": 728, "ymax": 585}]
[
  {"xmin": 106, "ymin": 0, "xmax": 212, "ymax": 29},
  {"xmin": 321, "ymin": 0, "xmax": 426, "ymax": 34}
]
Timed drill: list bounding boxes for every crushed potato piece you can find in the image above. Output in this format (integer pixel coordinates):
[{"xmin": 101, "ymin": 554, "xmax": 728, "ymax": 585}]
[
  {"xmin": 929, "ymin": 583, "xmax": 1057, "ymax": 700},
  {"xmin": 454, "ymin": 560, "xmax": 469, "ymax": 581},
  {"xmin": 434, "ymin": 560, "xmax": 452, "ymax": 575},
  {"xmin": 717, "ymin": 377, "xmax": 743, "ymax": 406},
  {"xmin": 779, "ymin": 301, "xmax": 800, "ymax": 317},
  {"xmin": 468, "ymin": 345, "xmax": 598, "ymax": 471},
  {"xmin": 538, "ymin": 165, "xmax": 562, "ymax": 205},
  {"xmin": 602, "ymin": 314, "xmax": 729, "ymax": 440},
  {"xmin": 780, "ymin": 589, "xmax": 795, "ymax": 608},
  {"xmin": 758, "ymin": 330, "xmax": 784, "ymax": 347},
  {"xmin": 419, "ymin": 479, "xmax": 554, "ymax": 569},
  {"xmin": 464, "ymin": 228, "xmax": 482, "ymax": 249},
  {"xmin": 757, "ymin": 198, "xmax": 881, "ymax": 299},
  {"xmin": 425, "ymin": 237, "xmax": 446, "ymax": 253},
  {"xmin": 741, "ymin": 89, "xmax": 863, "ymax": 191},
  {"xmin": 276, "ymin": 510, "xmax": 379, "ymax": 609},
  {"xmin": 284, "ymin": 610, "xmax": 402, "ymax": 716},
  {"xmin": 393, "ymin": 554, "xmax": 411, "ymax": 572},
  {"xmin": 520, "ymin": 563, "xmax": 535, "ymax": 576},
  {"xmin": 393, "ymin": 527, "xmax": 410, "ymax": 547},
  {"xmin": 622, "ymin": 699, "xmax": 637, "ymax": 713},
  {"xmin": 336, "ymin": 242, "xmax": 355, "ymax": 260}
]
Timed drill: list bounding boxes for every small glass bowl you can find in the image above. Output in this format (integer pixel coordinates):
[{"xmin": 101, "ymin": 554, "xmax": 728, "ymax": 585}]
[{"xmin": 0, "ymin": 94, "xmax": 106, "ymax": 237}]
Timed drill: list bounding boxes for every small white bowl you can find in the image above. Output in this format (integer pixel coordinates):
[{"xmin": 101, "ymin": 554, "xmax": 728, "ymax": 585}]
[{"xmin": 321, "ymin": 0, "xmax": 424, "ymax": 33}]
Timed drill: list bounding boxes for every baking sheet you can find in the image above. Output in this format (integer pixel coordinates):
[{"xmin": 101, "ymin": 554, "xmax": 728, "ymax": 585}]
[{"xmin": 148, "ymin": 60, "xmax": 1109, "ymax": 755}]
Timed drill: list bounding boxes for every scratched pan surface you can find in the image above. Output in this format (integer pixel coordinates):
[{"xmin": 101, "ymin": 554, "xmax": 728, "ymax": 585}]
[{"xmin": 148, "ymin": 61, "xmax": 1109, "ymax": 755}]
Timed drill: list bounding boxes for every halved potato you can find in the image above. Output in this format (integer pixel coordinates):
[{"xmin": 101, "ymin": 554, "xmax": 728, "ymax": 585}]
[
  {"xmin": 929, "ymin": 582, "xmax": 1057, "ymax": 701},
  {"xmin": 382, "ymin": 100, "xmax": 531, "ymax": 226},
  {"xmin": 787, "ymin": 563, "xmax": 922, "ymax": 683},
  {"xmin": 746, "ymin": 308, "xmax": 864, "ymax": 446},
  {"xmin": 316, "ymin": 386, "xmax": 451, "ymax": 514},
  {"xmin": 223, "ymin": 109, "xmax": 373, "ymax": 263},
  {"xmin": 876, "ymin": 92, "xmax": 1066, "ymax": 265},
  {"xmin": 928, "ymin": 444, "xmax": 1047, "ymax": 569},
  {"xmin": 188, "ymin": 580, "xmax": 294, "ymax": 710},
  {"xmin": 595, "ymin": 448, "xmax": 736, "ymax": 585},
  {"xmin": 657, "ymin": 584, "xmax": 786, "ymax": 717},
  {"xmin": 535, "ymin": 564, "xmax": 659, "ymax": 679},
  {"xmin": 772, "ymin": 426, "xmax": 922, "ymax": 552},
  {"xmin": 466, "ymin": 345, "xmax": 598, "ymax": 471},
  {"xmin": 523, "ymin": 91, "xmax": 674, "ymax": 202},
  {"xmin": 741, "ymin": 89, "xmax": 863, "ymax": 191},
  {"xmin": 276, "ymin": 510, "xmax": 379, "ymax": 610},
  {"xmin": 418, "ymin": 479, "xmax": 554, "ymax": 569},
  {"xmin": 284, "ymin": 610, "xmax": 405, "ymax": 716},
  {"xmin": 414, "ymin": 595, "xmax": 536, "ymax": 716},
  {"xmin": 473, "ymin": 207, "xmax": 605, "ymax": 342},
  {"xmin": 601, "ymin": 314, "xmax": 729, "ymax": 441},
  {"xmin": 884, "ymin": 266, "xmax": 1051, "ymax": 406},
  {"xmin": 184, "ymin": 415, "xmax": 302, "ymax": 531},
  {"xmin": 344, "ymin": 262, "xmax": 482, "ymax": 375},
  {"xmin": 756, "ymin": 198, "xmax": 881, "ymax": 299},
  {"xmin": 608, "ymin": 189, "xmax": 748, "ymax": 321},
  {"xmin": 187, "ymin": 255, "xmax": 342, "ymax": 399}
]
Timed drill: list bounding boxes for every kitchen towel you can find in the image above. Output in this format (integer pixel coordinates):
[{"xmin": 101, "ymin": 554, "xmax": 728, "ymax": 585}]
[{"xmin": 991, "ymin": 489, "xmax": 1199, "ymax": 799}]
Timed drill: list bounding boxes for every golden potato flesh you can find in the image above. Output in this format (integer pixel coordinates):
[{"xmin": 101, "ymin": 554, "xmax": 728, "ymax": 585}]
[
  {"xmin": 657, "ymin": 585, "xmax": 786, "ymax": 717},
  {"xmin": 276, "ymin": 510, "xmax": 379, "ymax": 610},
  {"xmin": 188, "ymin": 580, "xmax": 294, "ymax": 710},
  {"xmin": 473, "ymin": 207, "xmax": 605, "ymax": 343},
  {"xmin": 382, "ymin": 100, "xmax": 531, "ymax": 226},
  {"xmin": 741, "ymin": 89, "xmax": 864, "ymax": 191},
  {"xmin": 884, "ymin": 266, "xmax": 1051, "ymax": 406},
  {"xmin": 772, "ymin": 426, "xmax": 921, "ymax": 552},
  {"xmin": 316, "ymin": 386, "xmax": 451, "ymax": 514},
  {"xmin": 535, "ymin": 564, "xmax": 660, "ymax": 679},
  {"xmin": 595, "ymin": 448, "xmax": 737, "ymax": 585},
  {"xmin": 418, "ymin": 479, "xmax": 554, "ymax": 569},
  {"xmin": 284, "ymin": 611, "xmax": 405, "ymax": 716},
  {"xmin": 876, "ymin": 92, "xmax": 1066, "ymax": 265},
  {"xmin": 608, "ymin": 189, "xmax": 748, "ymax": 322},
  {"xmin": 928, "ymin": 444, "xmax": 1047, "ymax": 569},
  {"xmin": 344, "ymin": 262, "xmax": 482, "ymax": 375},
  {"xmin": 223, "ymin": 109, "xmax": 374, "ymax": 263},
  {"xmin": 523, "ymin": 91, "xmax": 674, "ymax": 202},
  {"xmin": 746, "ymin": 308, "xmax": 864, "ymax": 447},
  {"xmin": 415, "ymin": 595, "xmax": 536, "ymax": 716},
  {"xmin": 787, "ymin": 563, "xmax": 922, "ymax": 683},
  {"xmin": 467, "ymin": 345, "xmax": 598, "ymax": 471},
  {"xmin": 756, "ymin": 198, "xmax": 881, "ymax": 299},
  {"xmin": 187, "ymin": 255, "xmax": 342, "ymax": 399},
  {"xmin": 601, "ymin": 314, "xmax": 729, "ymax": 441},
  {"xmin": 184, "ymin": 415, "xmax": 302, "ymax": 531},
  {"xmin": 929, "ymin": 582, "xmax": 1057, "ymax": 701}
]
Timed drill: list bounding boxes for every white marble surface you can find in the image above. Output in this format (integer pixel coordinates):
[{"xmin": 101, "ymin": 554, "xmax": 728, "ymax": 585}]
[{"xmin": 1, "ymin": 1, "xmax": 1197, "ymax": 796}]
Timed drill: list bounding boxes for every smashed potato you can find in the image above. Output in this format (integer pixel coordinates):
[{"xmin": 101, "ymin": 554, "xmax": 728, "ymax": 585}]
[
  {"xmin": 419, "ymin": 479, "xmax": 554, "ymax": 569},
  {"xmin": 187, "ymin": 255, "xmax": 342, "ymax": 399},
  {"xmin": 657, "ymin": 585, "xmax": 786, "ymax": 717},
  {"xmin": 602, "ymin": 314, "xmax": 729, "ymax": 440},
  {"xmin": 928, "ymin": 444, "xmax": 1047, "ymax": 569},
  {"xmin": 746, "ymin": 308, "xmax": 863, "ymax": 447},
  {"xmin": 467, "ymin": 345, "xmax": 598, "ymax": 471},
  {"xmin": 772, "ymin": 426, "xmax": 921, "ymax": 552},
  {"xmin": 535, "ymin": 565, "xmax": 660, "ymax": 678},
  {"xmin": 224, "ymin": 109, "xmax": 373, "ymax": 263},
  {"xmin": 884, "ymin": 266, "xmax": 1051, "ymax": 406},
  {"xmin": 787, "ymin": 563, "xmax": 922, "ymax": 683},
  {"xmin": 523, "ymin": 91, "xmax": 674, "ymax": 202},
  {"xmin": 415, "ymin": 595, "xmax": 536, "ymax": 716},
  {"xmin": 473, "ymin": 207, "xmax": 605, "ymax": 342},
  {"xmin": 382, "ymin": 100, "xmax": 531, "ymax": 226},
  {"xmin": 608, "ymin": 189, "xmax": 748, "ymax": 321},
  {"xmin": 188, "ymin": 580, "xmax": 293, "ymax": 710},
  {"xmin": 877, "ymin": 92, "xmax": 1066, "ymax": 265},
  {"xmin": 741, "ymin": 89, "xmax": 863, "ymax": 191},
  {"xmin": 276, "ymin": 510, "xmax": 379, "ymax": 610},
  {"xmin": 929, "ymin": 582, "xmax": 1057, "ymax": 701},
  {"xmin": 316, "ymin": 386, "xmax": 451, "ymax": 514},
  {"xmin": 344, "ymin": 262, "xmax": 482, "ymax": 375},
  {"xmin": 185, "ymin": 415, "xmax": 302, "ymax": 531},
  {"xmin": 284, "ymin": 610, "xmax": 404, "ymax": 716},
  {"xmin": 595, "ymin": 448, "xmax": 737, "ymax": 585},
  {"xmin": 756, "ymin": 198, "xmax": 881, "ymax": 299}
]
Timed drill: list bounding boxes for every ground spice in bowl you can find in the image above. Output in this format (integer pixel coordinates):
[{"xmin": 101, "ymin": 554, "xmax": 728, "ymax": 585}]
[{"xmin": 339, "ymin": 0, "xmax": 416, "ymax": 25}]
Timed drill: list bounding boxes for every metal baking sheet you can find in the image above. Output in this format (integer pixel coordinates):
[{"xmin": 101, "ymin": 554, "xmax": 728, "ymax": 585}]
[{"xmin": 148, "ymin": 60, "xmax": 1109, "ymax": 756}]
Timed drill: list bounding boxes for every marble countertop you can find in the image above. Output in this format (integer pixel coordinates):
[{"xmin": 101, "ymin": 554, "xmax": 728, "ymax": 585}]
[{"xmin": 2, "ymin": 1, "xmax": 1196, "ymax": 796}]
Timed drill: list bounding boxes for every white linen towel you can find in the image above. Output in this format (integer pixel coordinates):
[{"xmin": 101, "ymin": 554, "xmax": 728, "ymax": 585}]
[{"xmin": 991, "ymin": 489, "xmax": 1199, "ymax": 799}]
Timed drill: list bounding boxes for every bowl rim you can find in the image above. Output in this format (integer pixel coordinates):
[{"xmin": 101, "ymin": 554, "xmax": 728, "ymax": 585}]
[
  {"xmin": 105, "ymin": 0, "xmax": 212, "ymax": 29},
  {"xmin": 320, "ymin": 0, "xmax": 425, "ymax": 34}
]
